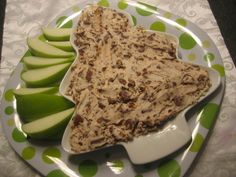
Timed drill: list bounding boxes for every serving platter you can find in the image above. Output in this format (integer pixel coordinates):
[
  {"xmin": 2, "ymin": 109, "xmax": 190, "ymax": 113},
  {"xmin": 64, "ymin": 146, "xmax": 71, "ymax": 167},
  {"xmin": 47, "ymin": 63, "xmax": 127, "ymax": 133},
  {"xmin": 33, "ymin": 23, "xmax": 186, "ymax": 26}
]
[{"xmin": 0, "ymin": 0, "xmax": 225, "ymax": 177}]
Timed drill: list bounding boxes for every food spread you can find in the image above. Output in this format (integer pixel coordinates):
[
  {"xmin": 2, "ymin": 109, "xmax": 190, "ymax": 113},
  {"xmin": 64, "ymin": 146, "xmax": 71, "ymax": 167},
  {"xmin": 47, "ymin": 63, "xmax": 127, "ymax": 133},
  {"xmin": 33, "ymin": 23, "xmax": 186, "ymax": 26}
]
[{"xmin": 66, "ymin": 5, "xmax": 211, "ymax": 153}]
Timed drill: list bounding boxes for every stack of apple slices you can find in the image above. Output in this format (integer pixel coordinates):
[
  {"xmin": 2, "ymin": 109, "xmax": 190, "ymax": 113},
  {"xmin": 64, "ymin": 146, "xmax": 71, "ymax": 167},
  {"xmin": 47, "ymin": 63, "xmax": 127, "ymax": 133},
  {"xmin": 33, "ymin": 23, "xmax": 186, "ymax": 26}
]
[{"xmin": 14, "ymin": 28, "xmax": 76, "ymax": 140}]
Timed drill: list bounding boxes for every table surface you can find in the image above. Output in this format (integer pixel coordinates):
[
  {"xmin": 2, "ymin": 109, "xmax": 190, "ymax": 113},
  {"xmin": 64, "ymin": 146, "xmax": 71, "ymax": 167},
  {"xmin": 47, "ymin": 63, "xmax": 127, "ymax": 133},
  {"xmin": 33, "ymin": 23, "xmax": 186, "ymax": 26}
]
[{"xmin": 0, "ymin": 1, "xmax": 236, "ymax": 177}]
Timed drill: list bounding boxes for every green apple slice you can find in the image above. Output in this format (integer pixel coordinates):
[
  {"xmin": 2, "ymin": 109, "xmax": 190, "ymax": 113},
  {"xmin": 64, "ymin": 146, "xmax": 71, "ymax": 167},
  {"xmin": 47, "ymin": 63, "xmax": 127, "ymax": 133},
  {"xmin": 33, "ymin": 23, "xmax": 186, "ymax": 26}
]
[
  {"xmin": 22, "ymin": 56, "xmax": 75, "ymax": 60},
  {"xmin": 21, "ymin": 63, "xmax": 71, "ymax": 87},
  {"xmin": 16, "ymin": 94, "xmax": 74, "ymax": 122},
  {"xmin": 13, "ymin": 87, "xmax": 58, "ymax": 97},
  {"xmin": 42, "ymin": 28, "xmax": 72, "ymax": 41},
  {"xmin": 23, "ymin": 56, "xmax": 72, "ymax": 69},
  {"xmin": 22, "ymin": 108, "xmax": 74, "ymax": 140},
  {"xmin": 27, "ymin": 37, "xmax": 74, "ymax": 58},
  {"xmin": 47, "ymin": 41, "xmax": 74, "ymax": 52}
]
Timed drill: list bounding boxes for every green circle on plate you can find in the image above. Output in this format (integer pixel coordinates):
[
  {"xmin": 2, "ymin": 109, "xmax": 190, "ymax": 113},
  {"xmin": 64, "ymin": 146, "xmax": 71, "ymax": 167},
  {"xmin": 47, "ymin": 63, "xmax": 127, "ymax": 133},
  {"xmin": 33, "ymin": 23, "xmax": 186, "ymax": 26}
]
[
  {"xmin": 131, "ymin": 15, "xmax": 137, "ymax": 25},
  {"xmin": 4, "ymin": 89, "xmax": 14, "ymax": 102},
  {"xmin": 46, "ymin": 169, "xmax": 69, "ymax": 177},
  {"xmin": 199, "ymin": 103, "xmax": 219, "ymax": 129},
  {"xmin": 5, "ymin": 106, "xmax": 14, "ymax": 115},
  {"xmin": 179, "ymin": 33, "xmax": 197, "ymax": 50},
  {"xmin": 202, "ymin": 40, "xmax": 210, "ymax": 48},
  {"xmin": 188, "ymin": 53, "xmax": 196, "ymax": 61},
  {"xmin": 163, "ymin": 12, "xmax": 172, "ymax": 19},
  {"xmin": 150, "ymin": 21, "xmax": 166, "ymax": 32},
  {"xmin": 72, "ymin": 6, "xmax": 80, "ymax": 13},
  {"xmin": 12, "ymin": 128, "xmax": 26, "ymax": 142},
  {"xmin": 157, "ymin": 159, "xmax": 181, "ymax": 177},
  {"xmin": 204, "ymin": 53, "xmax": 215, "ymax": 62},
  {"xmin": 136, "ymin": 2, "xmax": 157, "ymax": 16},
  {"xmin": 118, "ymin": 0, "xmax": 128, "ymax": 10},
  {"xmin": 176, "ymin": 18, "xmax": 187, "ymax": 27},
  {"xmin": 97, "ymin": 0, "xmax": 110, "ymax": 7},
  {"xmin": 56, "ymin": 16, "xmax": 73, "ymax": 28},
  {"xmin": 42, "ymin": 147, "xmax": 61, "ymax": 164},
  {"xmin": 189, "ymin": 133, "xmax": 204, "ymax": 152},
  {"xmin": 22, "ymin": 146, "xmax": 36, "ymax": 160},
  {"xmin": 79, "ymin": 159, "xmax": 98, "ymax": 177},
  {"xmin": 7, "ymin": 118, "xmax": 14, "ymax": 126},
  {"xmin": 211, "ymin": 64, "xmax": 225, "ymax": 77}
]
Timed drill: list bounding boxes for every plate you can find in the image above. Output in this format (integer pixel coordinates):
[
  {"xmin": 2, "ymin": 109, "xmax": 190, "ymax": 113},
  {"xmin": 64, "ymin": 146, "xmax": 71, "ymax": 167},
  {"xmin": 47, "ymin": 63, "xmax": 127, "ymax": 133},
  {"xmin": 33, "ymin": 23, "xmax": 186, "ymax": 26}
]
[{"xmin": 0, "ymin": 0, "xmax": 225, "ymax": 177}]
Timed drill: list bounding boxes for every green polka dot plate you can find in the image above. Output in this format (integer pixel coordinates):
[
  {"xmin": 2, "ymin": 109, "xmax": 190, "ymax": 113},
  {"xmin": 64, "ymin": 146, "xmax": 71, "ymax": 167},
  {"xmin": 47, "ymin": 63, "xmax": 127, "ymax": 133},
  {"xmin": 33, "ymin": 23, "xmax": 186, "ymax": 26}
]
[{"xmin": 0, "ymin": 0, "xmax": 225, "ymax": 177}]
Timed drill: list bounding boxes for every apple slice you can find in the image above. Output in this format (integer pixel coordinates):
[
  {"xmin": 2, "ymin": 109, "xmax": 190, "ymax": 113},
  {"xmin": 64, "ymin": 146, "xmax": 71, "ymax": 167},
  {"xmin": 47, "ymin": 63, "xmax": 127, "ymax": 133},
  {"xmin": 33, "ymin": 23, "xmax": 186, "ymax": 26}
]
[
  {"xmin": 47, "ymin": 41, "xmax": 74, "ymax": 52},
  {"xmin": 42, "ymin": 28, "xmax": 72, "ymax": 41},
  {"xmin": 22, "ymin": 108, "xmax": 74, "ymax": 140},
  {"xmin": 21, "ymin": 63, "xmax": 71, "ymax": 87},
  {"xmin": 13, "ymin": 87, "xmax": 58, "ymax": 97},
  {"xmin": 16, "ymin": 93, "xmax": 74, "ymax": 122},
  {"xmin": 23, "ymin": 56, "xmax": 72, "ymax": 69},
  {"xmin": 22, "ymin": 56, "xmax": 75, "ymax": 60},
  {"xmin": 27, "ymin": 37, "xmax": 74, "ymax": 58}
]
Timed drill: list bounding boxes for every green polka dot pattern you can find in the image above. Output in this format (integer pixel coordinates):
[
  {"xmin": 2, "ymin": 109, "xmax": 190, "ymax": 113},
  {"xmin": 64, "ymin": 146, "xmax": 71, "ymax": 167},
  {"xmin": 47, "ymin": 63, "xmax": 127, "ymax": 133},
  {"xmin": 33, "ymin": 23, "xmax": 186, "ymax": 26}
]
[
  {"xmin": 204, "ymin": 53, "xmax": 215, "ymax": 62},
  {"xmin": 199, "ymin": 103, "xmax": 219, "ymax": 129},
  {"xmin": 21, "ymin": 146, "xmax": 36, "ymax": 160},
  {"xmin": 176, "ymin": 18, "xmax": 187, "ymax": 27},
  {"xmin": 97, "ymin": 0, "xmax": 110, "ymax": 7},
  {"xmin": 190, "ymin": 134, "xmax": 204, "ymax": 152},
  {"xmin": 5, "ymin": 106, "xmax": 14, "ymax": 115},
  {"xmin": 7, "ymin": 118, "xmax": 14, "ymax": 126},
  {"xmin": 42, "ymin": 147, "xmax": 61, "ymax": 164},
  {"xmin": 79, "ymin": 159, "xmax": 98, "ymax": 177},
  {"xmin": 12, "ymin": 128, "xmax": 26, "ymax": 142},
  {"xmin": 157, "ymin": 160, "xmax": 181, "ymax": 177},
  {"xmin": 118, "ymin": 0, "xmax": 128, "ymax": 10},
  {"xmin": 179, "ymin": 33, "xmax": 197, "ymax": 50},
  {"xmin": 4, "ymin": 89, "xmax": 14, "ymax": 102},
  {"xmin": 56, "ymin": 16, "xmax": 73, "ymax": 28},
  {"xmin": 136, "ymin": 2, "xmax": 157, "ymax": 16},
  {"xmin": 163, "ymin": 12, "xmax": 172, "ymax": 19},
  {"xmin": 202, "ymin": 40, "xmax": 210, "ymax": 48},
  {"xmin": 188, "ymin": 53, "xmax": 196, "ymax": 61},
  {"xmin": 72, "ymin": 6, "xmax": 80, "ymax": 13},
  {"xmin": 46, "ymin": 170, "xmax": 69, "ymax": 177},
  {"xmin": 150, "ymin": 21, "xmax": 166, "ymax": 32},
  {"xmin": 212, "ymin": 64, "xmax": 225, "ymax": 77}
]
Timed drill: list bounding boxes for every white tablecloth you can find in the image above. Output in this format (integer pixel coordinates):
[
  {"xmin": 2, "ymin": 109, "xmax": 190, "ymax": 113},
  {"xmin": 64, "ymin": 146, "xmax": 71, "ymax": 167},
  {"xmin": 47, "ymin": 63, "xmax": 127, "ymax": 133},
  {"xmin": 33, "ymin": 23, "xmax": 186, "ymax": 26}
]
[{"xmin": 1, "ymin": 0, "xmax": 236, "ymax": 177}]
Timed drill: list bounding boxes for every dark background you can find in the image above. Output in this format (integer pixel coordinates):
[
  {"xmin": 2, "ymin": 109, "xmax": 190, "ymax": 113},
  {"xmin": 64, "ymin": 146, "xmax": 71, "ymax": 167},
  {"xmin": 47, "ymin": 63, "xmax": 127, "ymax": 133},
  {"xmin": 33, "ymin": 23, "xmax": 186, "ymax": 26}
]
[
  {"xmin": 0, "ymin": 0, "xmax": 6, "ymax": 59},
  {"xmin": 0, "ymin": 0, "xmax": 236, "ymax": 64}
]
